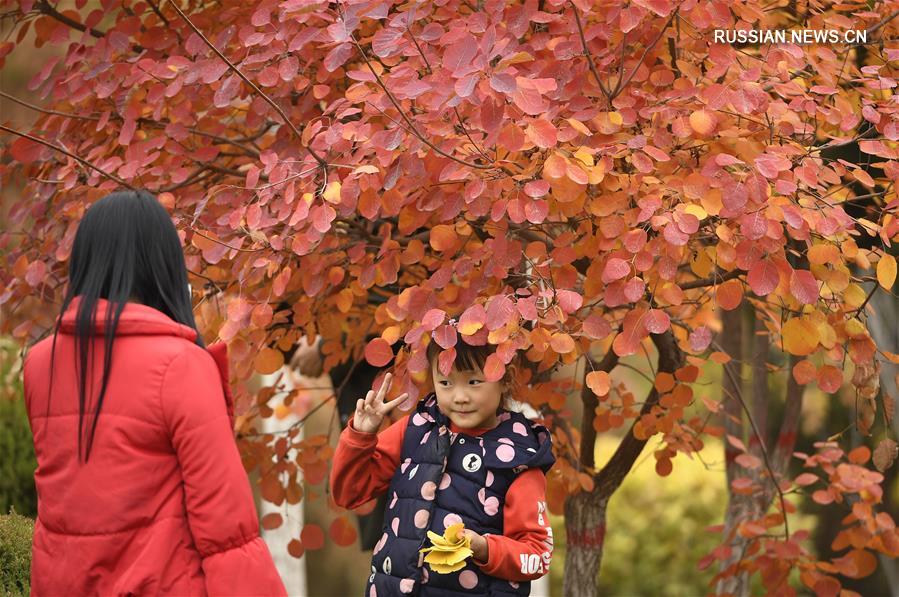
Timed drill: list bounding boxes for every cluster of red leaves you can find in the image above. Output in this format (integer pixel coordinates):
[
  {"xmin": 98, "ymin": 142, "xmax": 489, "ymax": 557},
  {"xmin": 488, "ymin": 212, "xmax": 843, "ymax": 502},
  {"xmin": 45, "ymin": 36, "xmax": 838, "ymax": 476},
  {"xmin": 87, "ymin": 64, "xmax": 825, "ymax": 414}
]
[{"xmin": 701, "ymin": 441, "xmax": 899, "ymax": 596}]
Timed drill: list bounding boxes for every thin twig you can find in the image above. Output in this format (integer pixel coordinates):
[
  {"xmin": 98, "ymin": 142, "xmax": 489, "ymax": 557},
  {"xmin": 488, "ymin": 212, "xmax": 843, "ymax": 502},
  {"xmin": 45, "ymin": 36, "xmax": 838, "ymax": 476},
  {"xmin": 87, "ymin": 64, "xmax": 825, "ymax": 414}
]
[
  {"xmin": 348, "ymin": 33, "xmax": 493, "ymax": 171},
  {"xmin": 166, "ymin": 0, "xmax": 328, "ymax": 173},
  {"xmin": 0, "ymin": 124, "xmax": 135, "ymax": 189}
]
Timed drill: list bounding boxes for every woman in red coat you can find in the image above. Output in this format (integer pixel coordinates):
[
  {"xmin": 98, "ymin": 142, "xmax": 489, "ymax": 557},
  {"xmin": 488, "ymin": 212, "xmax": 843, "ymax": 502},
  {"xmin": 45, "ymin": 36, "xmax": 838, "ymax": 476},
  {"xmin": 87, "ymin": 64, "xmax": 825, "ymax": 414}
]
[{"xmin": 23, "ymin": 190, "xmax": 286, "ymax": 596}]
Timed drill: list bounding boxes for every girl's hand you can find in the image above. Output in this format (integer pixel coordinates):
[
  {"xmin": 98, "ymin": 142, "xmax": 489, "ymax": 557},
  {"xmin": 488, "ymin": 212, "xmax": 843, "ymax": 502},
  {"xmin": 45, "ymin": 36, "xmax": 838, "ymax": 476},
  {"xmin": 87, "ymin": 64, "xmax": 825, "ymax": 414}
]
[
  {"xmin": 458, "ymin": 529, "xmax": 489, "ymax": 563},
  {"xmin": 352, "ymin": 372, "xmax": 408, "ymax": 434}
]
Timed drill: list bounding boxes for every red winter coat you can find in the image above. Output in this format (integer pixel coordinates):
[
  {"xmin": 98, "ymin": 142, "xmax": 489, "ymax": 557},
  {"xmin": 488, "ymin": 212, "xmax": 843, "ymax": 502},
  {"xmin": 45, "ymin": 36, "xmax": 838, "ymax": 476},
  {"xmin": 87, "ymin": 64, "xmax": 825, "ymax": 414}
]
[{"xmin": 23, "ymin": 299, "xmax": 286, "ymax": 596}]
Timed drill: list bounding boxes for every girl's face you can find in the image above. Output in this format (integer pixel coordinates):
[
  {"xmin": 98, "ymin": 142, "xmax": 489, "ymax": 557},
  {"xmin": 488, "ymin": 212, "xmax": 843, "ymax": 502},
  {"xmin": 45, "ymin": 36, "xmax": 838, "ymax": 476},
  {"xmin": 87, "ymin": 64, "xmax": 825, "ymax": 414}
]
[{"xmin": 431, "ymin": 361, "xmax": 504, "ymax": 430}]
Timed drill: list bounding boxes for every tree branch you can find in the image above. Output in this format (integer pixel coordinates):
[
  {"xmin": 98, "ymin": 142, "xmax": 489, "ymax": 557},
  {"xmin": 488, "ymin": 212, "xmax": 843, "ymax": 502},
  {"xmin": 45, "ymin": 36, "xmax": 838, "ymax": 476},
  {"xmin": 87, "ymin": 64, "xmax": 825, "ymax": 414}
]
[
  {"xmin": 34, "ymin": 0, "xmax": 104, "ymax": 38},
  {"xmin": 0, "ymin": 124, "xmax": 135, "ymax": 189},
  {"xmin": 568, "ymin": 1, "xmax": 611, "ymax": 101},
  {"xmin": 594, "ymin": 330, "xmax": 684, "ymax": 499}
]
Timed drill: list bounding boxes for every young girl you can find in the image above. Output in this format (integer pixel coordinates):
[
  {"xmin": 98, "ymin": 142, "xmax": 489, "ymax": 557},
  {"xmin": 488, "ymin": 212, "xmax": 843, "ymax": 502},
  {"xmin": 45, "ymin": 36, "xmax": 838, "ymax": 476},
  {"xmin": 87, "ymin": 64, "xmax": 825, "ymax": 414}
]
[
  {"xmin": 331, "ymin": 341, "xmax": 555, "ymax": 596},
  {"xmin": 23, "ymin": 191, "xmax": 285, "ymax": 595}
]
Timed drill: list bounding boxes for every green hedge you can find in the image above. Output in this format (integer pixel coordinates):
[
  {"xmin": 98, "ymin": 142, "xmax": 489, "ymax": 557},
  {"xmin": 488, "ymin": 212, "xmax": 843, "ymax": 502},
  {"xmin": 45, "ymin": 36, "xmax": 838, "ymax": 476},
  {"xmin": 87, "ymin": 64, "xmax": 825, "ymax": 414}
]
[
  {"xmin": 0, "ymin": 338, "xmax": 36, "ymax": 518},
  {"xmin": 0, "ymin": 509, "xmax": 33, "ymax": 596}
]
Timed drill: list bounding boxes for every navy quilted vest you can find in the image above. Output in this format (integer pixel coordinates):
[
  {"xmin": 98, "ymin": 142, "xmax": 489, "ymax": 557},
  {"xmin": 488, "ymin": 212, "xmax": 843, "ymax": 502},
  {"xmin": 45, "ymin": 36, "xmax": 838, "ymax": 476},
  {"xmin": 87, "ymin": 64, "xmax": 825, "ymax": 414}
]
[{"xmin": 366, "ymin": 394, "xmax": 555, "ymax": 596}]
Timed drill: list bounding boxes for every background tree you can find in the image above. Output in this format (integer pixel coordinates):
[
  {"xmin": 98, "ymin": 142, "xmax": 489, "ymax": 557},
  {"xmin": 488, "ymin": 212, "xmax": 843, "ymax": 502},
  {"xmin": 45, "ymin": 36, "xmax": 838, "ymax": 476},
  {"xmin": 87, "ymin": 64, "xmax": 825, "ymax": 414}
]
[{"xmin": 2, "ymin": 0, "xmax": 899, "ymax": 594}]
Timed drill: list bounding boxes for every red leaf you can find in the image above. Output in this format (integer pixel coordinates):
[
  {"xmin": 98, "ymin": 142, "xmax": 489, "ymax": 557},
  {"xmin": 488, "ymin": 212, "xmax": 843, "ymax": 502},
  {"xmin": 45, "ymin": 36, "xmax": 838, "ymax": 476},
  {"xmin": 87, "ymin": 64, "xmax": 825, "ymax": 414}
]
[
  {"xmin": 582, "ymin": 313, "xmax": 612, "ymax": 339},
  {"xmin": 602, "ymin": 258, "xmax": 630, "ymax": 283},
  {"xmin": 643, "ymin": 309, "xmax": 670, "ymax": 333},
  {"xmin": 372, "ymin": 27, "xmax": 403, "ymax": 58},
  {"xmin": 526, "ymin": 118, "xmax": 558, "ymax": 149},
  {"xmin": 324, "ymin": 43, "xmax": 352, "ymax": 72},
  {"xmin": 623, "ymin": 277, "xmax": 645, "ymax": 302},
  {"xmin": 442, "ymin": 34, "xmax": 477, "ymax": 74},
  {"xmin": 512, "ymin": 77, "xmax": 550, "ymax": 115},
  {"xmin": 421, "ymin": 308, "xmax": 446, "ymax": 331},
  {"xmin": 555, "ymin": 289, "xmax": 583, "ymax": 314},
  {"xmin": 9, "ymin": 136, "xmax": 47, "ymax": 164},
  {"xmin": 261, "ymin": 513, "xmax": 283, "ymax": 530},
  {"xmin": 458, "ymin": 304, "xmax": 487, "ymax": 335},
  {"xmin": 817, "ymin": 365, "xmax": 843, "ymax": 393},
  {"xmin": 483, "ymin": 353, "xmax": 505, "ymax": 382},
  {"xmin": 633, "ymin": 0, "xmax": 673, "ymax": 17},
  {"xmin": 432, "ymin": 324, "xmax": 458, "ymax": 349},
  {"xmin": 794, "ymin": 473, "xmax": 818, "ymax": 486},
  {"xmin": 199, "ymin": 59, "xmax": 229, "ymax": 84},
  {"xmin": 790, "ymin": 269, "xmax": 819, "ymax": 305},
  {"xmin": 721, "ymin": 182, "xmax": 748, "ymax": 214},
  {"xmin": 300, "ymin": 523, "xmax": 325, "ymax": 550},
  {"xmin": 287, "ymin": 539, "xmax": 304, "ymax": 559},
  {"xmin": 364, "ymin": 338, "xmax": 393, "ymax": 367},
  {"xmin": 524, "ymin": 180, "xmax": 549, "ymax": 197},
  {"xmin": 517, "ymin": 296, "xmax": 538, "ymax": 320},
  {"xmin": 438, "ymin": 347, "xmax": 456, "ymax": 376},
  {"xmin": 485, "ymin": 295, "xmax": 516, "ymax": 330},
  {"xmin": 329, "ymin": 516, "xmax": 358, "ymax": 547},
  {"xmin": 689, "ymin": 326, "xmax": 713, "ymax": 352},
  {"xmin": 25, "ymin": 260, "xmax": 47, "ymax": 288},
  {"xmin": 747, "ymin": 259, "xmax": 779, "ymax": 296}
]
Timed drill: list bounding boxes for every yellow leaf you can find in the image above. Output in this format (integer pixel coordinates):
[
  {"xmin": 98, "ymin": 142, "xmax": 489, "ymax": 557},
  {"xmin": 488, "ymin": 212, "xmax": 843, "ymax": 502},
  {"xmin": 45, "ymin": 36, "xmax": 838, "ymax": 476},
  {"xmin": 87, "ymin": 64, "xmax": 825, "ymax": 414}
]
[
  {"xmin": 420, "ymin": 522, "xmax": 473, "ymax": 574},
  {"xmin": 608, "ymin": 111, "xmax": 623, "ymax": 126},
  {"xmin": 844, "ymin": 283, "xmax": 867, "ymax": 309},
  {"xmin": 322, "ymin": 181, "xmax": 341, "ymax": 204},
  {"xmin": 782, "ymin": 318, "xmax": 819, "ymax": 356},
  {"xmin": 496, "ymin": 51, "xmax": 534, "ymax": 68},
  {"xmin": 844, "ymin": 317, "xmax": 867, "ymax": 339},
  {"xmin": 877, "ymin": 254, "xmax": 897, "ymax": 290},
  {"xmin": 573, "ymin": 147, "xmax": 594, "ymax": 167},
  {"xmin": 458, "ymin": 319, "xmax": 483, "ymax": 336},
  {"xmin": 684, "ymin": 204, "xmax": 708, "ymax": 220},
  {"xmin": 690, "ymin": 248, "xmax": 713, "ymax": 277}
]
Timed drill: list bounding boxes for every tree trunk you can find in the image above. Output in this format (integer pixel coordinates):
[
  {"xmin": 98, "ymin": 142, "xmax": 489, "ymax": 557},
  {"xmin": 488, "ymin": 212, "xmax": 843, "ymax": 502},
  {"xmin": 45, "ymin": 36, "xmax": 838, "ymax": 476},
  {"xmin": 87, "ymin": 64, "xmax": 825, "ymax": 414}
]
[
  {"xmin": 563, "ymin": 492, "xmax": 609, "ymax": 597},
  {"xmin": 717, "ymin": 304, "xmax": 750, "ymax": 597},
  {"xmin": 563, "ymin": 330, "xmax": 683, "ymax": 596},
  {"xmin": 717, "ymin": 304, "xmax": 806, "ymax": 596}
]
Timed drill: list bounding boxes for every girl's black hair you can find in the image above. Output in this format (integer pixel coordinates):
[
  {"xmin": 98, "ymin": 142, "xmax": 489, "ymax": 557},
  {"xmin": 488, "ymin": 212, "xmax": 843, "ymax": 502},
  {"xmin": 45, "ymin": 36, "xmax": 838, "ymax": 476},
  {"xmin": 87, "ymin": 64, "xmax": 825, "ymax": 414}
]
[
  {"xmin": 425, "ymin": 338, "xmax": 520, "ymax": 396},
  {"xmin": 47, "ymin": 190, "xmax": 203, "ymax": 461}
]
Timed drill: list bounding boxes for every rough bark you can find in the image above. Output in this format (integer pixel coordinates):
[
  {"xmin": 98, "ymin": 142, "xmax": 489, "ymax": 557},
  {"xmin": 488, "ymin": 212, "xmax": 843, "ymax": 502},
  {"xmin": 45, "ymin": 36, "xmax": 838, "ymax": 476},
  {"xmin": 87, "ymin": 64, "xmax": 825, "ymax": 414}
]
[
  {"xmin": 717, "ymin": 304, "xmax": 749, "ymax": 596},
  {"xmin": 563, "ymin": 492, "xmax": 609, "ymax": 597}
]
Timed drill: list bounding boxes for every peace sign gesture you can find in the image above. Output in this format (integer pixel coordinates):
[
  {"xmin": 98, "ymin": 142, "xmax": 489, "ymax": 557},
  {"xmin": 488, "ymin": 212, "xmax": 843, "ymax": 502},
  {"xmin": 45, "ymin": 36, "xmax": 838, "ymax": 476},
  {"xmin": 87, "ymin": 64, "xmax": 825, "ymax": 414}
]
[{"xmin": 351, "ymin": 372, "xmax": 408, "ymax": 434}]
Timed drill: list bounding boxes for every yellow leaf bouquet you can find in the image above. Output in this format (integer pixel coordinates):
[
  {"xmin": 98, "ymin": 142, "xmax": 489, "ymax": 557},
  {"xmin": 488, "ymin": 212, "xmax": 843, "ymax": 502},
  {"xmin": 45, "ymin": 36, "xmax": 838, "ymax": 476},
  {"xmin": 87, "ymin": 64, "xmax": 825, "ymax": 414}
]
[{"xmin": 419, "ymin": 523, "xmax": 472, "ymax": 573}]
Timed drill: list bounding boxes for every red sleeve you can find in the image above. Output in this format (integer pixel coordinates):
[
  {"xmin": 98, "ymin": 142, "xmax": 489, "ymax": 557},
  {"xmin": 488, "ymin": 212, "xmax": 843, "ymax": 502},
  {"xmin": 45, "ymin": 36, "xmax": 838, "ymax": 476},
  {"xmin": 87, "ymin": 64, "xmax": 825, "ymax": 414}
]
[
  {"xmin": 162, "ymin": 345, "xmax": 286, "ymax": 596},
  {"xmin": 330, "ymin": 414, "xmax": 408, "ymax": 510},
  {"xmin": 475, "ymin": 469, "xmax": 553, "ymax": 582}
]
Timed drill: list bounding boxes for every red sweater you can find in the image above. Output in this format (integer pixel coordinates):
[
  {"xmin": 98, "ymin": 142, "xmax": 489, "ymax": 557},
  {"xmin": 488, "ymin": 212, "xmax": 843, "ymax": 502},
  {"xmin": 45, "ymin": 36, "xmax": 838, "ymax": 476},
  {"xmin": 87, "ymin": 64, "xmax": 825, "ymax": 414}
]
[{"xmin": 331, "ymin": 414, "xmax": 553, "ymax": 582}]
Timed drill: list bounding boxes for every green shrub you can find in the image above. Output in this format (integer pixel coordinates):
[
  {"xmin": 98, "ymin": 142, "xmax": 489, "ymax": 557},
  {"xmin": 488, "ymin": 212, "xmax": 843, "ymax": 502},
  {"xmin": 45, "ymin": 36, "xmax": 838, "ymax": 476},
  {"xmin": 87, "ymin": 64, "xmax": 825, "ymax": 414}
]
[
  {"xmin": 0, "ymin": 338, "xmax": 36, "ymax": 518},
  {"xmin": 0, "ymin": 509, "xmax": 33, "ymax": 596}
]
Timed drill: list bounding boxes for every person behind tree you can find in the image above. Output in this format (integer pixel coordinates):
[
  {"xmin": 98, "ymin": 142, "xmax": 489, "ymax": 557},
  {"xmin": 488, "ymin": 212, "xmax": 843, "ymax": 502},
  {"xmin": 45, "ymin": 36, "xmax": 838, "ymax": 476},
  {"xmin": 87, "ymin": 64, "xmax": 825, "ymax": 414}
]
[
  {"xmin": 22, "ymin": 190, "xmax": 286, "ymax": 595},
  {"xmin": 330, "ymin": 338, "xmax": 555, "ymax": 596}
]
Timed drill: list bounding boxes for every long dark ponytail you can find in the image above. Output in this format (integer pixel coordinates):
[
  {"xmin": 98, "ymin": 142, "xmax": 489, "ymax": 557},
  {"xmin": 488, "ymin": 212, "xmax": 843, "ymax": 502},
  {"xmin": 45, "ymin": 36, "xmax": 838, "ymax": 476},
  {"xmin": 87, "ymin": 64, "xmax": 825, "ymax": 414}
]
[{"xmin": 47, "ymin": 190, "xmax": 203, "ymax": 461}]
